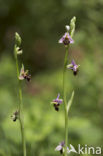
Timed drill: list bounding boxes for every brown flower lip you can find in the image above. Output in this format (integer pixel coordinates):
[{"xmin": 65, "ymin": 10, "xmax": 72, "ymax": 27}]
[{"xmin": 11, "ymin": 110, "xmax": 19, "ymax": 122}]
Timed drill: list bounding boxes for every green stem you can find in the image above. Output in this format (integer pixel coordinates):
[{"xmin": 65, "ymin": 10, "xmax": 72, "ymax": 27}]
[
  {"xmin": 63, "ymin": 45, "xmax": 69, "ymax": 156},
  {"xmin": 15, "ymin": 46, "xmax": 26, "ymax": 156}
]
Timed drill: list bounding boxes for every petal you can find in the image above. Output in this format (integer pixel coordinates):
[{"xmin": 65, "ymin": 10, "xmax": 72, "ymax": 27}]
[
  {"xmin": 20, "ymin": 64, "xmax": 24, "ymax": 73},
  {"xmin": 66, "ymin": 34, "xmax": 74, "ymax": 44},
  {"xmin": 58, "ymin": 37, "xmax": 64, "ymax": 43},
  {"xmin": 53, "ymin": 99, "xmax": 62, "ymax": 104},
  {"xmin": 72, "ymin": 60, "xmax": 76, "ymax": 66},
  {"xmin": 67, "ymin": 147, "xmax": 70, "ymax": 153},
  {"xmin": 19, "ymin": 75, "xmax": 24, "ymax": 80},
  {"xmin": 67, "ymin": 64, "xmax": 73, "ymax": 69},
  {"xmin": 55, "ymin": 145, "xmax": 62, "ymax": 151},
  {"xmin": 68, "ymin": 67, "xmax": 73, "ymax": 70},
  {"xmin": 51, "ymin": 101, "xmax": 57, "ymax": 105},
  {"xmin": 63, "ymin": 32, "xmax": 68, "ymax": 38},
  {"xmin": 57, "ymin": 99, "xmax": 63, "ymax": 104},
  {"xmin": 73, "ymin": 65, "xmax": 78, "ymax": 72},
  {"xmin": 62, "ymin": 32, "xmax": 70, "ymax": 41},
  {"xmin": 69, "ymin": 37, "xmax": 74, "ymax": 44},
  {"xmin": 53, "ymin": 93, "xmax": 63, "ymax": 104},
  {"xmin": 57, "ymin": 93, "xmax": 60, "ymax": 99},
  {"xmin": 60, "ymin": 141, "xmax": 65, "ymax": 146}
]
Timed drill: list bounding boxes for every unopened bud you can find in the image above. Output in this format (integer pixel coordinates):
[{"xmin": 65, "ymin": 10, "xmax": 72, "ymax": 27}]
[
  {"xmin": 70, "ymin": 16, "xmax": 76, "ymax": 38},
  {"xmin": 15, "ymin": 32, "xmax": 21, "ymax": 46},
  {"xmin": 65, "ymin": 25, "xmax": 70, "ymax": 32}
]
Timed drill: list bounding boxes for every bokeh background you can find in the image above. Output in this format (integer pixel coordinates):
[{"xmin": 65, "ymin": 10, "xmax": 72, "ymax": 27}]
[{"xmin": 0, "ymin": 0, "xmax": 103, "ymax": 156}]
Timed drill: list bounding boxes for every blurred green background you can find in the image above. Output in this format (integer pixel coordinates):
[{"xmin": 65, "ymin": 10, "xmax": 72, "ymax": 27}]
[{"xmin": 0, "ymin": 0, "xmax": 103, "ymax": 156}]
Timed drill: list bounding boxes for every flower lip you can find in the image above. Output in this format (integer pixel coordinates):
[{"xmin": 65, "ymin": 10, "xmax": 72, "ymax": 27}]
[{"xmin": 59, "ymin": 32, "xmax": 74, "ymax": 45}]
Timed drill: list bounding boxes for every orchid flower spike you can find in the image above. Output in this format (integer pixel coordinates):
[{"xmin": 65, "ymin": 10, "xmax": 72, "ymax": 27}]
[
  {"xmin": 51, "ymin": 93, "xmax": 63, "ymax": 111},
  {"xmin": 67, "ymin": 60, "xmax": 80, "ymax": 76},
  {"xmin": 19, "ymin": 64, "xmax": 31, "ymax": 81}
]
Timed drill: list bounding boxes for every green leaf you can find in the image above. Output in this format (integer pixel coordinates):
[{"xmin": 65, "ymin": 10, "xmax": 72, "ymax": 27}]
[{"xmin": 67, "ymin": 91, "xmax": 74, "ymax": 113}]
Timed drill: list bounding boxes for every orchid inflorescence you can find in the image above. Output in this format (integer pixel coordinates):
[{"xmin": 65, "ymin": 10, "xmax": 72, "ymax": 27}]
[
  {"xmin": 51, "ymin": 17, "xmax": 80, "ymax": 156},
  {"xmin": 12, "ymin": 32, "xmax": 31, "ymax": 156},
  {"xmin": 59, "ymin": 20, "xmax": 80, "ymax": 76},
  {"xmin": 10, "ymin": 16, "xmax": 79, "ymax": 156}
]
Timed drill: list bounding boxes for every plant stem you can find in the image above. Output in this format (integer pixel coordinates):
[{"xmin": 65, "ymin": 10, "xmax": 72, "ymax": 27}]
[
  {"xmin": 15, "ymin": 47, "xmax": 26, "ymax": 156},
  {"xmin": 63, "ymin": 45, "xmax": 69, "ymax": 156}
]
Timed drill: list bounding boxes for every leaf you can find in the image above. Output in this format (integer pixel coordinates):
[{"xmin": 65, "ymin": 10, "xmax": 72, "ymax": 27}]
[{"xmin": 67, "ymin": 91, "xmax": 74, "ymax": 113}]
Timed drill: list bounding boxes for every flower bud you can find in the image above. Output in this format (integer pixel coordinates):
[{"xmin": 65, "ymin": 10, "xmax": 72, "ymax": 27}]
[
  {"xmin": 15, "ymin": 32, "xmax": 21, "ymax": 46},
  {"xmin": 65, "ymin": 25, "xmax": 70, "ymax": 32},
  {"xmin": 70, "ymin": 16, "xmax": 76, "ymax": 38}
]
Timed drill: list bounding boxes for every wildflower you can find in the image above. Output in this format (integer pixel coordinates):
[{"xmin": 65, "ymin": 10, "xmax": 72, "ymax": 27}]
[
  {"xmin": 67, "ymin": 60, "xmax": 80, "ymax": 76},
  {"xmin": 16, "ymin": 47, "xmax": 23, "ymax": 55},
  {"xmin": 19, "ymin": 64, "xmax": 31, "ymax": 81},
  {"xmin": 11, "ymin": 110, "xmax": 19, "ymax": 122},
  {"xmin": 55, "ymin": 141, "xmax": 69, "ymax": 154},
  {"xmin": 59, "ymin": 32, "xmax": 74, "ymax": 45},
  {"xmin": 55, "ymin": 141, "xmax": 65, "ymax": 154},
  {"xmin": 51, "ymin": 93, "xmax": 63, "ymax": 111}
]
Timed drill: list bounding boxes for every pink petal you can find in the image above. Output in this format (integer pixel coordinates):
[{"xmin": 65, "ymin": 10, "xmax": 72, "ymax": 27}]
[{"xmin": 55, "ymin": 145, "xmax": 62, "ymax": 151}]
